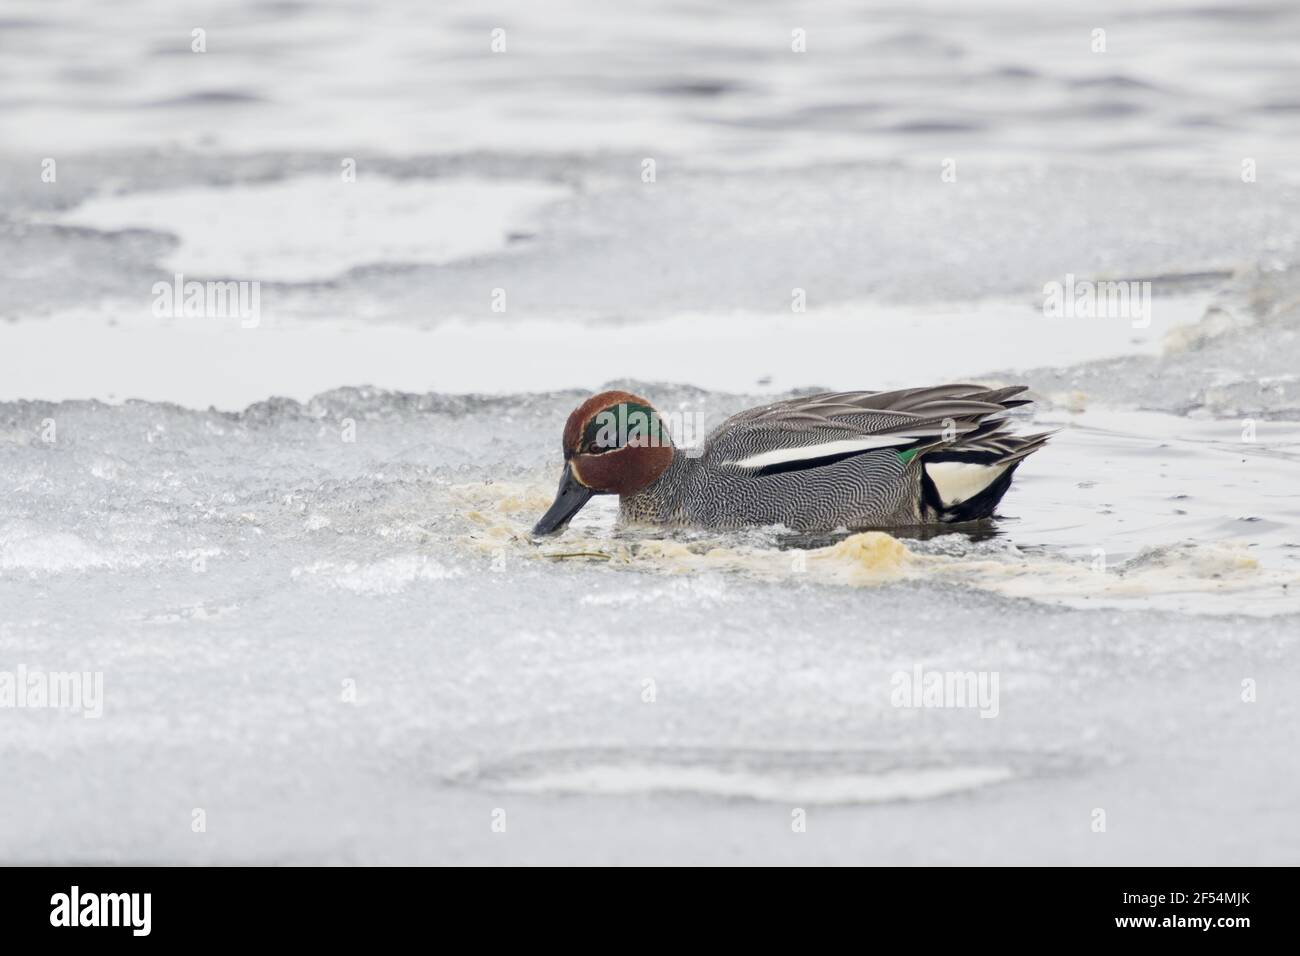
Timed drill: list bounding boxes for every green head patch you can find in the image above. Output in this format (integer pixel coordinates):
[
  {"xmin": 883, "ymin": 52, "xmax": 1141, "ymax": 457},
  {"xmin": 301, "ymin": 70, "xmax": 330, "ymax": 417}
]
[{"xmin": 582, "ymin": 402, "xmax": 674, "ymax": 453}]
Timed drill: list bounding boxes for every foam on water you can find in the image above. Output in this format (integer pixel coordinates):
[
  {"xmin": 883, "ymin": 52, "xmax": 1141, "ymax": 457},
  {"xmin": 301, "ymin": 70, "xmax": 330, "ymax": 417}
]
[{"xmin": 458, "ymin": 479, "xmax": 1297, "ymax": 616}]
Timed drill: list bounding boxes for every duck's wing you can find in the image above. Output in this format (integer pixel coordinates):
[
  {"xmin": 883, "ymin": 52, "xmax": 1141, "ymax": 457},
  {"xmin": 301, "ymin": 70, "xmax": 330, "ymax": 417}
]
[{"xmin": 705, "ymin": 385, "xmax": 1035, "ymax": 476}]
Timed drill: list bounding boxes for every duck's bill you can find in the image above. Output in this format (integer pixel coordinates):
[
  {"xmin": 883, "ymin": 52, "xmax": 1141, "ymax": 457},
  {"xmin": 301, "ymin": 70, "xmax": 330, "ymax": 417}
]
[{"xmin": 532, "ymin": 464, "xmax": 594, "ymax": 536}]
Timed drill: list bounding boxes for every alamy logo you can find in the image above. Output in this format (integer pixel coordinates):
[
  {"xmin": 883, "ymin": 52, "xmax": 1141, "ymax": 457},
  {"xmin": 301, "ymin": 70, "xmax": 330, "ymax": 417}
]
[
  {"xmin": 589, "ymin": 404, "xmax": 707, "ymax": 458},
  {"xmin": 50, "ymin": 886, "xmax": 151, "ymax": 936},
  {"xmin": 0, "ymin": 665, "xmax": 102, "ymax": 718},
  {"xmin": 890, "ymin": 665, "xmax": 1000, "ymax": 718},
  {"xmin": 152, "ymin": 273, "xmax": 261, "ymax": 328},
  {"xmin": 1042, "ymin": 273, "xmax": 1151, "ymax": 328}
]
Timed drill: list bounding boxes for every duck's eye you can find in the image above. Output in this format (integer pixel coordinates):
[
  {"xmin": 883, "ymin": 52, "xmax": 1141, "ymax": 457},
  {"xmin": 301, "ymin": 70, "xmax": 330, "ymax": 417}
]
[
  {"xmin": 582, "ymin": 435, "xmax": 623, "ymax": 455},
  {"xmin": 580, "ymin": 412, "xmax": 625, "ymax": 454}
]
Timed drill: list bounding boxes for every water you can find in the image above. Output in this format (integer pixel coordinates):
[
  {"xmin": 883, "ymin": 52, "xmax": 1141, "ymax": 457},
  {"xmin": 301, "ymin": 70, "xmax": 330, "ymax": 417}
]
[{"xmin": 1, "ymin": 0, "xmax": 1299, "ymax": 864}]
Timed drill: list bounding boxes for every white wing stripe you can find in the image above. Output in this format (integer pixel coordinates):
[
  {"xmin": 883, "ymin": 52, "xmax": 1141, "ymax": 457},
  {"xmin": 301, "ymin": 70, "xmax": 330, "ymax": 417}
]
[{"xmin": 727, "ymin": 435, "xmax": 928, "ymax": 469}]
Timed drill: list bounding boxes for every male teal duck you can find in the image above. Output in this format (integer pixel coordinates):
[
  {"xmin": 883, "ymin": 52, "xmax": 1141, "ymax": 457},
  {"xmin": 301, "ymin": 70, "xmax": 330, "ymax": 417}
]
[{"xmin": 533, "ymin": 385, "xmax": 1049, "ymax": 535}]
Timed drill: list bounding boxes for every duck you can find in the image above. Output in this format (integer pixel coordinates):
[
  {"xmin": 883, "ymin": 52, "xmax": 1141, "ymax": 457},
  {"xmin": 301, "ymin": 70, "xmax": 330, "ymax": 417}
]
[{"xmin": 532, "ymin": 385, "xmax": 1050, "ymax": 536}]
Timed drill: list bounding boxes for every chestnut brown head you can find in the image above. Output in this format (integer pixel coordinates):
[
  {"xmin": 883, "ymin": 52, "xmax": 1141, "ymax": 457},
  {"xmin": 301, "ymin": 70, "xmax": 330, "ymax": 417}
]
[{"xmin": 532, "ymin": 391, "xmax": 675, "ymax": 535}]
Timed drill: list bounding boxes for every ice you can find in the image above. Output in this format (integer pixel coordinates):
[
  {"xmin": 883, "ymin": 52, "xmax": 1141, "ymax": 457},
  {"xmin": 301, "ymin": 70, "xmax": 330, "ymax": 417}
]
[
  {"xmin": 51, "ymin": 176, "xmax": 571, "ymax": 282},
  {"xmin": 4, "ymin": 0, "xmax": 1300, "ymax": 866},
  {"xmin": 1016, "ymin": 263, "xmax": 1300, "ymax": 419},
  {"xmin": 0, "ymin": 293, "xmax": 1211, "ymax": 409},
  {"xmin": 1, "ymin": 380, "xmax": 1297, "ymax": 864},
  {"xmin": 475, "ymin": 754, "xmax": 1019, "ymax": 805},
  {"xmin": 4, "ymin": 155, "xmax": 1298, "ymax": 408},
  {"xmin": 7, "ymin": 156, "xmax": 1300, "ymax": 326}
]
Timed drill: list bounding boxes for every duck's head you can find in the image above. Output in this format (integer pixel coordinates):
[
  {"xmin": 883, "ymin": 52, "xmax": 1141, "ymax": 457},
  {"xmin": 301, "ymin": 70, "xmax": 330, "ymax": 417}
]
[{"xmin": 532, "ymin": 390, "xmax": 675, "ymax": 536}]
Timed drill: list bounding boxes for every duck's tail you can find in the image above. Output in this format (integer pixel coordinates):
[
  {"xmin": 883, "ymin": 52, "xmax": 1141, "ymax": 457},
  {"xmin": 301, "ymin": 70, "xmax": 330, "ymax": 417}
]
[{"xmin": 911, "ymin": 387, "xmax": 1051, "ymax": 522}]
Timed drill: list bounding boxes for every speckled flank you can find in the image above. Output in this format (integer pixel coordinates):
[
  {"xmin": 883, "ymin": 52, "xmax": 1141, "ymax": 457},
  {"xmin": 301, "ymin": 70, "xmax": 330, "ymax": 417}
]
[{"xmin": 622, "ymin": 446, "xmax": 922, "ymax": 530}]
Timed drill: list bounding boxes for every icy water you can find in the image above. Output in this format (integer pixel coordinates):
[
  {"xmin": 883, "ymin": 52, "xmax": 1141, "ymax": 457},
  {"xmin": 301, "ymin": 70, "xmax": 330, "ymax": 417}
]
[{"xmin": 2, "ymin": 0, "xmax": 1300, "ymax": 864}]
